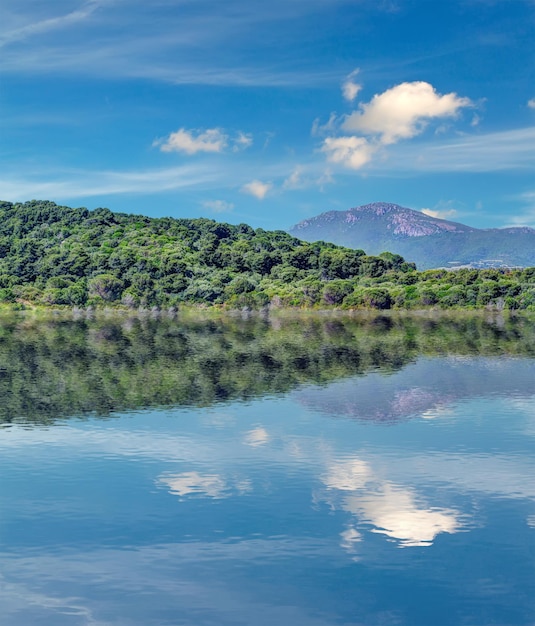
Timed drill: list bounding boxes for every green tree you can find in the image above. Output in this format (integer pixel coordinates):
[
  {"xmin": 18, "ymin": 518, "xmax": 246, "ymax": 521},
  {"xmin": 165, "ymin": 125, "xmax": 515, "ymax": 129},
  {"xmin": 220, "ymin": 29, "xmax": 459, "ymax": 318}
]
[{"xmin": 88, "ymin": 274, "xmax": 124, "ymax": 302}]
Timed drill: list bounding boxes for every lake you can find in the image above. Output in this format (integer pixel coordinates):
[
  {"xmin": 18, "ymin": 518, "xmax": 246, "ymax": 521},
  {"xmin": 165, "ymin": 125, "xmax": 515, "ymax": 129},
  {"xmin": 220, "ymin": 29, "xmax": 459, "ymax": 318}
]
[{"xmin": 1, "ymin": 311, "xmax": 534, "ymax": 625}]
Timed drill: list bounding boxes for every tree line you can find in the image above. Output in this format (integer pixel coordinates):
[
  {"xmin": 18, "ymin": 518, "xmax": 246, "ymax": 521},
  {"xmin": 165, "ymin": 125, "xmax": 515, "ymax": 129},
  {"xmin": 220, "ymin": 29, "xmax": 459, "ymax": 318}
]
[{"xmin": 0, "ymin": 200, "xmax": 534, "ymax": 310}]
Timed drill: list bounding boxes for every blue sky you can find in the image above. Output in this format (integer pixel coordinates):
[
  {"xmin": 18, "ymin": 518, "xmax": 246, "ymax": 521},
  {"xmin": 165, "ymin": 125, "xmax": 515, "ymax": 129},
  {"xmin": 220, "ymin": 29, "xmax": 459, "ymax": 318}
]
[{"xmin": 1, "ymin": 0, "xmax": 535, "ymax": 230}]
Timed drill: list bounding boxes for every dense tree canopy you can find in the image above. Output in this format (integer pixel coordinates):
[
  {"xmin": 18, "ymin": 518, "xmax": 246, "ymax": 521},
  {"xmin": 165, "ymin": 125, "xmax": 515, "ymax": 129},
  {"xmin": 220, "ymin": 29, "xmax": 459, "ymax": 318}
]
[{"xmin": 0, "ymin": 200, "xmax": 534, "ymax": 310}]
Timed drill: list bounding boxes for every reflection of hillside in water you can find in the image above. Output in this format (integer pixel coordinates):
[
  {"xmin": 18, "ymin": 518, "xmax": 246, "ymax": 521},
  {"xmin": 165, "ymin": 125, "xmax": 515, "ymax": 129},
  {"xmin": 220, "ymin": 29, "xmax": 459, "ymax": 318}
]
[
  {"xmin": 293, "ymin": 357, "xmax": 535, "ymax": 423},
  {"xmin": 1, "ymin": 311, "xmax": 534, "ymax": 423}
]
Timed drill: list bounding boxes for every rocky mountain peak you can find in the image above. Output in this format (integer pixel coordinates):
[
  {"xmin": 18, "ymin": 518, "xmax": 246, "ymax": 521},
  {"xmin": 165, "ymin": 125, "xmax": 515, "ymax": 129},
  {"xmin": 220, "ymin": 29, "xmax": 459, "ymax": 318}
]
[{"xmin": 288, "ymin": 201, "xmax": 535, "ymax": 269}]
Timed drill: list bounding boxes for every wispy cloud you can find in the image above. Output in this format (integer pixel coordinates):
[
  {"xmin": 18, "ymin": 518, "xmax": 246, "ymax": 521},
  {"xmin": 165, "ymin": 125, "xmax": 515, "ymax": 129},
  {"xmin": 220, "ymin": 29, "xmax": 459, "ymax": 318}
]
[
  {"xmin": 0, "ymin": 163, "xmax": 224, "ymax": 201},
  {"xmin": 282, "ymin": 165, "xmax": 335, "ymax": 191},
  {"xmin": 504, "ymin": 190, "xmax": 535, "ymax": 227},
  {"xmin": 0, "ymin": 0, "xmax": 355, "ymax": 86},
  {"xmin": 318, "ymin": 121, "xmax": 535, "ymax": 177},
  {"xmin": 0, "ymin": 153, "xmax": 326, "ymax": 204},
  {"xmin": 0, "ymin": 0, "xmax": 110, "ymax": 48},
  {"xmin": 233, "ymin": 132, "xmax": 253, "ymax": 151},
  {"xmin": 283, "ymin": 167, "xmax": 305, "ymax": 190},
  {"xmin": 341, "ymin": 68, "xmax": 362, "ymax": 103},
  {"xmin": 391, "ymin": 125, "xmax": 535, "ymax": 173},
  {"xmin": 311, "ymin": 113, "xmax": 340, "ymax": 138},
  {"xmin": 528, "ymin": 98, "xmax": 535, "ymax": 109}
]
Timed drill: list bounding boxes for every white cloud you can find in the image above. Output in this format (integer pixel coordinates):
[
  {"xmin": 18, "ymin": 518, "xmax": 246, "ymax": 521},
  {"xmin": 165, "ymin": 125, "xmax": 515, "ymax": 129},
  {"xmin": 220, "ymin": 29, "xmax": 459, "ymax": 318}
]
[
  {"xmin": 321, "ymin": 80, "xmax": 472, "ymax": 171},
  {"xmin": 155, "ymin": 128, "xmax": 252, "ymax": 155},
  {"xmin": 155, "ymin": 128, "xmax": 228, "ymax": 154},
  {"xmin": 342, "ymin": 68, "xmax": 362, "ymax": 103},
  {"xmin": 343, "ymin": 81, "xmax": 472, "ymax": 145},
  {"xmin": 201, "ymin": 199, "xmax": 234, "ymax": 213},
  {"xmin": 311, "ymin": 113, "xmax": 338, "ymax": 137},
  {"xmin": 241, "ymin": 179, "xmax": 272, "ymax": 199},
  {"xmin": 528, "ymin": 98, "xmax": 535, "ymax": 109},
  {"xmin": 321, "ymin": 136, "xmax": 377, "ymax": 169},
  {"xmin": 421, "ymin": 208, "xmax": 458, "ymax": 220}
]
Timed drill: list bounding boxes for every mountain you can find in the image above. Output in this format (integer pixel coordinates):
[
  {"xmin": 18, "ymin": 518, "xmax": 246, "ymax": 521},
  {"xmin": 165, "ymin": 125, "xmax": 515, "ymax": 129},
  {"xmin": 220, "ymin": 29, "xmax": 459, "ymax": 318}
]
[{"xmin": 289, "ymin": 202, "xmax": 535, "ymax": 269}]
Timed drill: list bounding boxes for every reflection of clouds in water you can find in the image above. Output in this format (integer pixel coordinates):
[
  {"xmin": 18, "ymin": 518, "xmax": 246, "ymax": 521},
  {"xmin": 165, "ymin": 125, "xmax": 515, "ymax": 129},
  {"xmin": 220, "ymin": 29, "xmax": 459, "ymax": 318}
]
[
  {"xmin": 510, "ymin": 398, "xmax": 535, "ymax": 439},
  {"xmin": 158, "ymin": 471, "xmax": 227, "ymax": 498},
  {"xmin": 321, "ymin": 458, "xmax": 463, "ymax": 549},
  {"xmin": 243, "ymin": 426, "xmax": 270, "ymax": 447},
  {"xmin": 284, "ymin": 439, "xmax": 305, "ymax": 459},
  {"xmin": 322, "ymin": 459, "xmax": 372, "ymax": 491},
  {"xmin": 202, "ymin": 411, "xmax": 236, "ymax": 429},
  {"xmin": 395, "ymin": 452, "xmax": 535, "ymax": 501},
  {"xmin": 0, "ymin": 575, "xmax": 105, "ymax": 626},
  {"xmin": 344, "ymin": 484, "xmax": 460, "ymax": 548},
  {"xmin": 339, "ymin": 526, "xmax": 362, "ymax": 554},
  {"xmin": 420, "ymin": 404, "xmax": 453, "ymax": 420},
  {"xmin": 157, "ymin": 471, "xmax": 251, "ymax": 498},
  {"xmin": 528, "ymin": 515, "xmax": 535, "ymax": 528},
  {"xmin": 1, "ymin": 539, "xmax": 335, "ymax": 626}
]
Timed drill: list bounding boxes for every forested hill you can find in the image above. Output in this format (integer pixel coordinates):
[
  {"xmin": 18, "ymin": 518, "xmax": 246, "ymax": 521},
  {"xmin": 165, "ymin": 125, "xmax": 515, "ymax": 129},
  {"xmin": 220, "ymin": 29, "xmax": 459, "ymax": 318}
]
[
  {"xmin": 1, "ymin": 200, "xmax": 534, "ymax": 310},
  {"xmin": 0, "ymin": 200, "xmax": 414, "ymax": 308}
]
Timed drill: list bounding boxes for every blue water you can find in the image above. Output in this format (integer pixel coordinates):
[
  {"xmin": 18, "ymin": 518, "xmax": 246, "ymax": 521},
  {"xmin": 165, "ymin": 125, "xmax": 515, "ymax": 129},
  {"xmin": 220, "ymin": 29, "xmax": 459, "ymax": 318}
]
[{"xmin": 1, "ymin": 355, "xmax": 534, "ymax": 625}]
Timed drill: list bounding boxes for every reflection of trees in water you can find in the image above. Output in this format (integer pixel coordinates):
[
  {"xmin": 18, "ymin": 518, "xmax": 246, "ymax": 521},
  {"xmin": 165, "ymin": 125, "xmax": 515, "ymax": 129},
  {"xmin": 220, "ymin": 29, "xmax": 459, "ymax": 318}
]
[{"xmin": 0, "ymin": 311, "xmax": 534, "ymax": 424}]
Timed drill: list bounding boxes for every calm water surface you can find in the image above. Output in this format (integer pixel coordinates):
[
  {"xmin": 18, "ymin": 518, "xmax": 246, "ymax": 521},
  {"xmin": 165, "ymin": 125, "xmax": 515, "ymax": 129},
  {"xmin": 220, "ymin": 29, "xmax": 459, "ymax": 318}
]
[{"xmin": 0, "ymin": 313, "xmax": 534, "ymax": 625}]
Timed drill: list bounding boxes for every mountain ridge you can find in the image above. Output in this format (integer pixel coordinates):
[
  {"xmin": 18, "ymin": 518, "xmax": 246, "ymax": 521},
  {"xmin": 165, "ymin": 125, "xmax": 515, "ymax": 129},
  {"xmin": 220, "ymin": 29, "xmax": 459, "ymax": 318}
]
[{"xmin": 289, "ymin": 202, "xmax": 535, "ymax": 269}]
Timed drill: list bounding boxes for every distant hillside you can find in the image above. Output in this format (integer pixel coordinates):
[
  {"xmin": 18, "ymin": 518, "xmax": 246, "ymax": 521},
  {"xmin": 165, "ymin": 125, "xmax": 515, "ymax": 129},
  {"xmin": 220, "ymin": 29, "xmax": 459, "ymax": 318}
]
[
  {"xmin": 289, "ymin": 202, "xmax": 535, "ymax": 269},
  {"xmin": 0, "ymin": 200, "xmax": 413, "ymax": 309}
]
